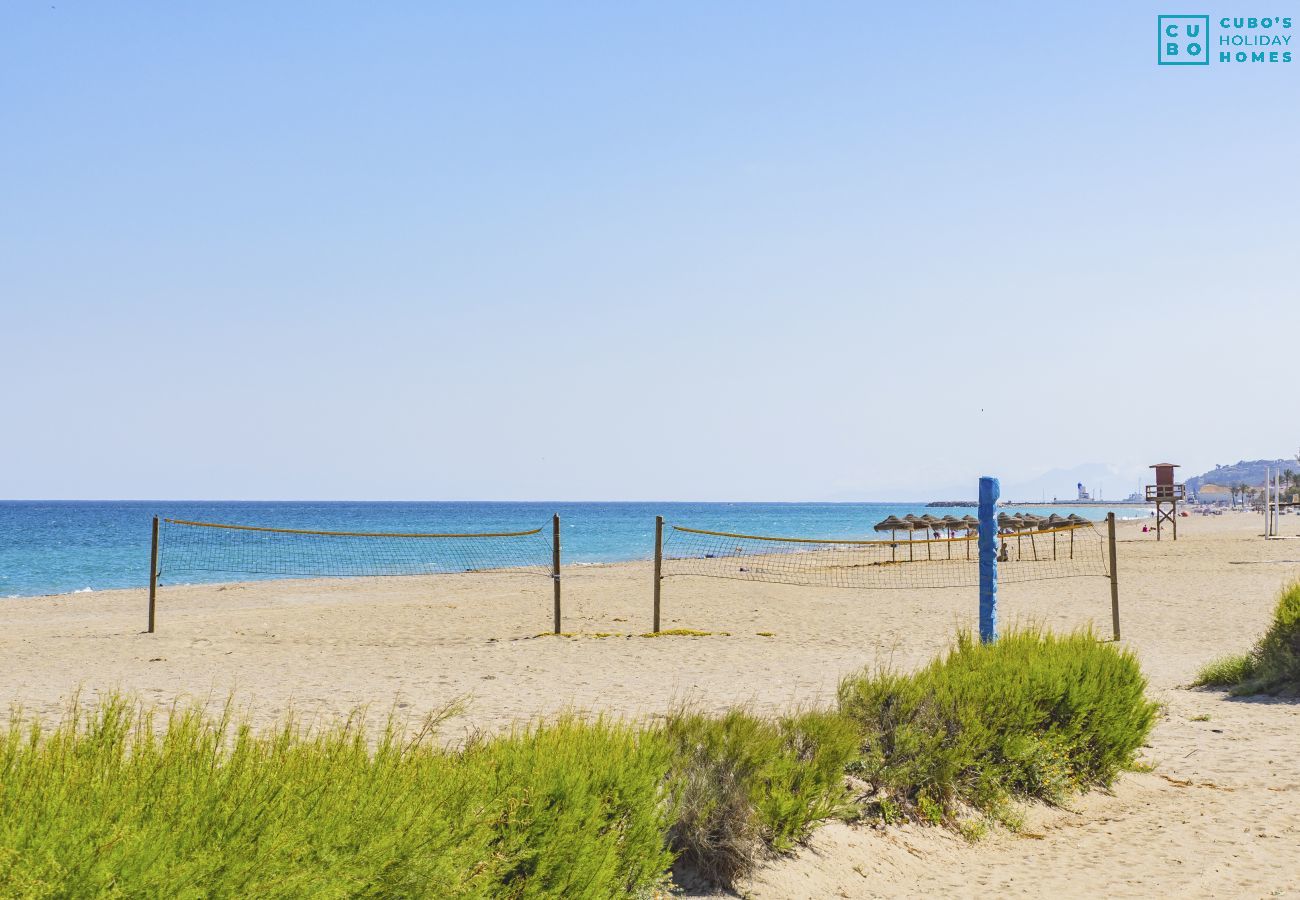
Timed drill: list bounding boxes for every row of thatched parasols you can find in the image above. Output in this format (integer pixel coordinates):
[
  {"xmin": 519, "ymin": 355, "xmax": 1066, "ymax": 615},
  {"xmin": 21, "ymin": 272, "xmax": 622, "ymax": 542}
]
[
  {"xmin": 997, "ymin": 512, "xmax": 1092, "ymax": 532},
  {"xmin": 872, "ymin": 514, "xmax": 974, "ymax": 562},
  {"xmin": 997, "ymin": 512, "xmax": 1092, "ymax": 562},
  {"xmin": 871, "ymin": 512, "xmax": 1092, "ymax": 562}
]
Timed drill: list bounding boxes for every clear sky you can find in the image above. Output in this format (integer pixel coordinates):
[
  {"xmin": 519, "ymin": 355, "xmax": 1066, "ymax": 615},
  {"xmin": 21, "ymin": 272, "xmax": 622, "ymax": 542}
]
[{"xmin": 3, "ymin": 2, "xmax": 1297, "ymax": 501}]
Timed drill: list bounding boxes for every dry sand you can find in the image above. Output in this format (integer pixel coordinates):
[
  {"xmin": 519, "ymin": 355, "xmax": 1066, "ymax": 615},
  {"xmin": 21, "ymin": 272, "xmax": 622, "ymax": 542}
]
[{"xmin": 3, "ymin": 511, "xmax": 1299, "ymax": 897}]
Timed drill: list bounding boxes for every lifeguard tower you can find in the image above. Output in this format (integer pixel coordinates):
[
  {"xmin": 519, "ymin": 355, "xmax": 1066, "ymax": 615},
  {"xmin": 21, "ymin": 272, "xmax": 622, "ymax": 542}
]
[{"xmin": 1146, "ymin": 463, "xmax": 1185, "ymax": 541}]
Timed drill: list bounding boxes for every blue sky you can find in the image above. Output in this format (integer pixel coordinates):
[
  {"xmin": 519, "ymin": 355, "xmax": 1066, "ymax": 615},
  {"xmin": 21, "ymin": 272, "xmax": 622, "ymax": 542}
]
[{"xmin": 2, "ymin": 2, "xmax": 1297, "ymax": 500}]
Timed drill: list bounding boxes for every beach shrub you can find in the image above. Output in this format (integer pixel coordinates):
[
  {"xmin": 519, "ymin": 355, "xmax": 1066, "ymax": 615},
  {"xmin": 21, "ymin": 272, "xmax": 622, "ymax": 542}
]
[
  {"xmin": 0, "ymin": 631, "xmax": 1160, "ymax": 894},
  {"xmin": 0, "ymin": 697, "xmax": 861, "ymax": 896},
  {"xmin": 1246, "ymin": 580, "xmax": 1300, "ymax": 694},
  {"xmin": 1192, "ymin": 652, "xmax": 1257, "ymax": 687},
  {"xmin": 1201, "ymin": 580, "xmax": 1300, "ymax": 696},
  {"xmin": 837, "ymin": 628, "xmax": 1157, "ymax": 826},
  {"xmin": 0, "ymin": 698, "xmax": 675, "ymax": 898},
  {"xmin": 661, "ymin": 708, "xmax": 857, "ymax": 885}
]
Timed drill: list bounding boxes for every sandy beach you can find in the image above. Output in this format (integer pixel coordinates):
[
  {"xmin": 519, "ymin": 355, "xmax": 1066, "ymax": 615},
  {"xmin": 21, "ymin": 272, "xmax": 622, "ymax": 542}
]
[{"xmin": 3, "ymin": 511, "xmax": 1299, "ymax": 897}]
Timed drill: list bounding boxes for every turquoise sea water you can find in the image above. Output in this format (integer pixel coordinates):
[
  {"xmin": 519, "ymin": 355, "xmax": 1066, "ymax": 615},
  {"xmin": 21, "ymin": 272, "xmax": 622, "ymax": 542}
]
[{"xmin": 0, "ymin": 501, "xmax": 1148, "ymax": 598}]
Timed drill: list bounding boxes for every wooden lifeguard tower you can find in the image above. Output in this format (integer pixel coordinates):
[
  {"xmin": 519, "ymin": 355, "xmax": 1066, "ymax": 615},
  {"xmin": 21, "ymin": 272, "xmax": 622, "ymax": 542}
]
[{"xmin": 1146, "ymin": 463, "xmax": 1185, "ymax": 541}]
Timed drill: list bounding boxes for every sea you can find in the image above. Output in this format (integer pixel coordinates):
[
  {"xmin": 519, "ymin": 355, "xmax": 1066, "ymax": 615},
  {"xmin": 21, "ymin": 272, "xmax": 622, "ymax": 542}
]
[{"xmin": 0, "ymin": 500, "xmax": 1149, "ymax": 598}]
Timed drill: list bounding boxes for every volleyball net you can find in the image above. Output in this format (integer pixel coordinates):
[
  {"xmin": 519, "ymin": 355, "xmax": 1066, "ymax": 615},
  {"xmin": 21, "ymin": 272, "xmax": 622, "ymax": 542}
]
[
  {"xmin": 654, "ymin": 506, "xmax": 1120, "ymax": 639},
  {"xmin": 148, "ymin": 517, "xmax": 560, "ymax": 632},
  {"xmin": 660, "ymin": 517, "xmax": 1107, "ymax": 587},
  {"xmin": 157, "ymin": 519, "xmax": 554, "ymax": 581},
  {"xmin": 660, "ymin": 519, "xmax": 1109, "ymax": 591}
]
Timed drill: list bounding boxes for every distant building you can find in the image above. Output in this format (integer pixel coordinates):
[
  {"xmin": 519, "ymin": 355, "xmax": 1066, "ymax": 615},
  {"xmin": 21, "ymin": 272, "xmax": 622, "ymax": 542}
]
[
  {"xmin": 1197, "ymin": 483, "xmax": 1233, "ymax": 504},
  {"xmin": 1076, "ymin": 482, "xmax": 1091, "ymax": 501}
]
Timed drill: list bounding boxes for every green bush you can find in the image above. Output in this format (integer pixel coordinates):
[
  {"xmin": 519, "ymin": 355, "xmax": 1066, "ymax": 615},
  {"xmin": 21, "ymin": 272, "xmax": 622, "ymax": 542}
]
[
  {"xmin": 1249, "ymin": 580, "xmax": 1300, "ymax": 693},
  {"xmin": 1207, "ymin": 580, "xmax": 1300, "ymax": 696},
  {"xmin": 1193, "ymin": 653, "xmax": 1257, "ymax": 687},
  {"xmin": 837, "ymin": 629, "xmax": 1157, "ymax": 826},
  {"xmin": 0, "ymin": 698, "xmax": 675, "ymax": 898},
  {"xmin": 0, "ymin": 629, "xmax": 1160, "ymax": 895},
  {"xmin": 0, "ymin": 697, "xmax": 859, "ymax": 896},
  {"xmin": 661, "ymin": 708, "xmax": 857, "ymax": 885}
]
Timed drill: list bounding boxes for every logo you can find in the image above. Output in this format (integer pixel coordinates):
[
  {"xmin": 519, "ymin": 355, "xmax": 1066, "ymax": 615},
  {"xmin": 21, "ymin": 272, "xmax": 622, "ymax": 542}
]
[
  {"xmin": 1159, "ymin": 15, "xmax": 1210, "ymax": 64},
  {"xmin": 1158, "ymin": 14, "xmax": 1293, "ymax": 65}
]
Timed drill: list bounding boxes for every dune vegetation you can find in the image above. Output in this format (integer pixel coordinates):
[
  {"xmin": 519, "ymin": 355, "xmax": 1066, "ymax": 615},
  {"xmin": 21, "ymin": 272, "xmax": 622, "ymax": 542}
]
[
  {"xmin": 839, "ymin": 629, "xmax": 1157, "ymax": 832},
  {"xmin": 0, "ymin": 629, "xmax": 1156, "ymax": 896},
  {"xmin": 1194, "ymin": 580, "xmax": 1300, "ymax": 696}
]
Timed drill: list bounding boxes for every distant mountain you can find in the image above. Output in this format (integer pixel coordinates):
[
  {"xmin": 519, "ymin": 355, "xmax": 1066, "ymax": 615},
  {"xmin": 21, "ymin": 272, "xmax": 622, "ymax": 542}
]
[{"xmin": 1187, "ymin": 458, "xmax": 1299, "ymax": 493}]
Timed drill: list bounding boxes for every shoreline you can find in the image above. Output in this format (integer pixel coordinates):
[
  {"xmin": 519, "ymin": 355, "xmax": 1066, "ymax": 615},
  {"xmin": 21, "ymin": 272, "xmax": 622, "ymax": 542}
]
[
  {"xmin": 2, "ymin": 511, "xmax": 1299, "ymax": 895},
  {"xmin": 2, "ymin": 501, "xmax": 1155, "ymax": 600},
  {"xmin": 0, "ymin": 513, "xmax": 1286, "ymax": 706}
]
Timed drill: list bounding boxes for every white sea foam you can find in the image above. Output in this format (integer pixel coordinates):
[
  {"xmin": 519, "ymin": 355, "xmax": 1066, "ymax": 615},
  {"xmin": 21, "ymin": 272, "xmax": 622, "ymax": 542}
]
[{"xmin": 73, "ymin": 587, "xmax": 93, "ymax": 593}]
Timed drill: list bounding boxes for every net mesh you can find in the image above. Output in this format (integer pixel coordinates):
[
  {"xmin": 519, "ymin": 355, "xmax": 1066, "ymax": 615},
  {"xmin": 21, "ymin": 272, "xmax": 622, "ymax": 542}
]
[
  {"xmin": 661, "ymin": 521, "xmax": 1108, "ymax": 590},
  {"xmin": 158, "ymin": 519, "xmax": 554, "ymax": 583}
]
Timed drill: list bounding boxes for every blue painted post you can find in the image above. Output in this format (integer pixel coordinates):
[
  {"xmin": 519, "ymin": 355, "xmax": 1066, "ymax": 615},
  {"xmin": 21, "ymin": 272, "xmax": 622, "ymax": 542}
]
[{"xmin": 978, "ymin": 476, "xmax": 999, "ymax": 643}]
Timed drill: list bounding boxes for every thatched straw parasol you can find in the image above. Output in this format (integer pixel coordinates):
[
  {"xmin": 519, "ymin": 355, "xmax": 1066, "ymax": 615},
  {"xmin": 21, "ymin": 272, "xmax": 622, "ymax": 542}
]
[
  {"xmin": 1065, "ymin": 514, "xmax": 1090, "ymax": 558},
  {"xmin": 918, "ymin": 515, "xmax": 942, "ymax": 560},
  {"xmin": 903, "ymin": 515, "xmax": 925, "ymax": 562},
  {"xmin": 874, "ymin": 515, "xmax": 907, "ymax": 562},
  {"xmin": 1040, "ymin": 512, "xmax": 1060, "ymax": 556},
  {"xmin": 998, "ymin": 513, "xmax": 1027, "ymax": 559},
  {"xmin": 961, "ymin": 514, "xmax": 980, "ymax": 559},
  {"xmin": 1017, "ymin": 514, "xmax": 1041, "ymax": 560},
  {"xmin": 874, "ymin": 515, "xmax": 906, "ymax": 536},
  {"xmin": 940, "ymin": 516, "xmax": 964, "ymax": 559}
]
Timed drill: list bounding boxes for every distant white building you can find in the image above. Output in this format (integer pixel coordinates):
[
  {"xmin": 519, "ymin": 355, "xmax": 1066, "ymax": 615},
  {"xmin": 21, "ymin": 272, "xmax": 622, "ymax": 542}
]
[
  {"xmin": 1076, "ymin": 482, "xmax": 1091, "ymax": 501},
  {"xmin": 1197, "ymin": 483, "xmax": 1233, "ymax": 504}
]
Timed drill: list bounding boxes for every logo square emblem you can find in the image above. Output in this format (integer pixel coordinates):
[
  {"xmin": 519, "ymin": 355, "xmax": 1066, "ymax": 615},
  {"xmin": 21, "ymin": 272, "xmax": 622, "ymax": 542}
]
[{"xmin": 1159, "ymin": 15, "xmax": 1211, "ymax": 65}]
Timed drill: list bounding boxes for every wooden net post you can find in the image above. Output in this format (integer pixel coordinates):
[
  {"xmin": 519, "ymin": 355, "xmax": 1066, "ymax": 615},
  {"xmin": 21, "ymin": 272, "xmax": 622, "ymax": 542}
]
[
  {"xmin": 147, "ymin": 516, "xmax": 159, "ymax": 634},
  {"xmin": 552, "ymin": 514, "xmax": 562, "ymax": 634},
  {"xmin": 1107, "ymin": 512, "xmax": 1121, "ymax": 641},
  {"xmin": 652, "ymin": 515, "xmax": 663, "ymax": 633}
]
